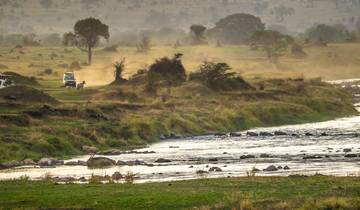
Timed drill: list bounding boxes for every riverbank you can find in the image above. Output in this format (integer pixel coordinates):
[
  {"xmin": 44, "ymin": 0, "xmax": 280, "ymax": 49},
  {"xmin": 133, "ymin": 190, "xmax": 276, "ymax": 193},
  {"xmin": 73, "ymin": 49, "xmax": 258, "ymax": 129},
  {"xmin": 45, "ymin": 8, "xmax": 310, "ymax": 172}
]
[
  {"xmin": 1, "ymin": 176, "xmax": 360, "ymax": 209},
  {"xmin": 0, "ymin": 77, "xmax": 358, "ymax": 164}
]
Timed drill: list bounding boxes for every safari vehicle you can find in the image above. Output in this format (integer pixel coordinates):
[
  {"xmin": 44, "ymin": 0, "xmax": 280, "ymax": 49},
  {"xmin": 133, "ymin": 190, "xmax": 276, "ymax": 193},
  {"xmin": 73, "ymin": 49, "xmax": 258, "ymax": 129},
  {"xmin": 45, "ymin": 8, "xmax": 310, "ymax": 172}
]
[
  {"xmin": 63, "ymin": 72, "xmax": 77, "ymax": 88},
  {"xmin": 0, "ymin": 73, "xmax": 12, "ymax": 89}
]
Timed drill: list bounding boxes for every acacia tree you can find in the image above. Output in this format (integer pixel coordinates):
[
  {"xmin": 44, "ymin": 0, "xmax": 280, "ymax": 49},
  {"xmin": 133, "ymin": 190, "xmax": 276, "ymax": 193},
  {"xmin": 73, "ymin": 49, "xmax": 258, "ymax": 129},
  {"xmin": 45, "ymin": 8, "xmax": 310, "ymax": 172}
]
[
  {"xmin": 190, "ymin": 25, "xmax": 207, "ymax": 45},
  {"xmin": 250, "ymin": 30, "xmax": 294, "ymax": 63},
  {"xmin": 64, "ymin": 18, "xmax": 109, "ymax": 65},
  {"xmin": 208, "ymin": 13, "xmax": 265, "ymax": 44}
]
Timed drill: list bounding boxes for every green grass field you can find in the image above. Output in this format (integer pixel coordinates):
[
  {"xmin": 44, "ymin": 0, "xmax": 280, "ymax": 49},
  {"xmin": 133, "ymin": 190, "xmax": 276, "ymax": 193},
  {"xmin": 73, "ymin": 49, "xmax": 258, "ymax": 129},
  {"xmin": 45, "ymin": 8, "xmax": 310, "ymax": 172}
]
[{"xmin": 1, "ymin": 176, "xmax": 360, "ymax": 210}]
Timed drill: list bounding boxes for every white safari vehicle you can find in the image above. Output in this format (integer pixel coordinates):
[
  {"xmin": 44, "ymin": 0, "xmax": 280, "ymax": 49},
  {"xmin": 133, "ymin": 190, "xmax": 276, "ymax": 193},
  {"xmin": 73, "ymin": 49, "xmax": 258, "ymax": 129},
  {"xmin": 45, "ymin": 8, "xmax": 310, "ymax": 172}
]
[
  {"xmin": 63, "ymin": 72, "xmax": 77, "ymax": 88},
  {"xmin": 0, "ymin": 73, "xmax": 12, "ymax": 89}
]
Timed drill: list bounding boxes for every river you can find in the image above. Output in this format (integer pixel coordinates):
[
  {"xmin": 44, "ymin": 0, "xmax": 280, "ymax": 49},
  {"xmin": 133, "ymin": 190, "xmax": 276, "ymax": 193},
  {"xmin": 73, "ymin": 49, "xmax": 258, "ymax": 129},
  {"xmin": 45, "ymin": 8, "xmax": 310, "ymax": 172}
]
[{"xmin": 1, "ymin": 104, "xmax": 360, "ymax": 183}]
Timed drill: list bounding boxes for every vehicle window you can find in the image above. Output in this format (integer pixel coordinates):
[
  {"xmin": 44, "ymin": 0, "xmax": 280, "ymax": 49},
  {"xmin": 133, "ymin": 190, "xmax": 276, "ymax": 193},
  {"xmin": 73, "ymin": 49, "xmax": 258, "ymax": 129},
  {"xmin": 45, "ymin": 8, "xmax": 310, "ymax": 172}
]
[{"xmin": 64, "ymin": 75, "xmax": 75, "ymax": 80}]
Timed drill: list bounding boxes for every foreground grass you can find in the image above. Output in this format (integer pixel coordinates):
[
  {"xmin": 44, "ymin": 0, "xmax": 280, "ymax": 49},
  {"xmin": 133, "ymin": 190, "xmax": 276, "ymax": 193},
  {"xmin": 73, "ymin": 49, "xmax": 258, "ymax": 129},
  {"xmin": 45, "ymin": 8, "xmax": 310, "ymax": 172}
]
[{"xmin": 0, "ymin": 176, "xmax": 360, "ymax": 209}]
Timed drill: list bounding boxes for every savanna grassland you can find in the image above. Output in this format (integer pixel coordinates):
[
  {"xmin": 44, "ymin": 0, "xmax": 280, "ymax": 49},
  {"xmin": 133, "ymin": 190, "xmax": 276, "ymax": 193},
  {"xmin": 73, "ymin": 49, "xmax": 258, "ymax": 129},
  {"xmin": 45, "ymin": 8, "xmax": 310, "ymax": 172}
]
[
  {"xmin": 0, "ymin": 44, "xmax": 358, "ymax": 163},
  {"xmin": 2, "ymin": 43, "xmax": 360, "ymax": 85},
  {"xmin": 1, "ymin": 176, "xmax": 360, "ymax": 210}
]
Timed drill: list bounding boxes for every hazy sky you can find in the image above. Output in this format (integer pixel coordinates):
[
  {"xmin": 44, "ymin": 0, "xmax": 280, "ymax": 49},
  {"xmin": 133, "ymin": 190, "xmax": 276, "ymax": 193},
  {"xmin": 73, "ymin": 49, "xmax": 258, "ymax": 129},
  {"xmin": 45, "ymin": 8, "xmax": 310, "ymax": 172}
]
[{"xmin": 0, "ymin": 0, "xmax": 359, "ymax": 35}]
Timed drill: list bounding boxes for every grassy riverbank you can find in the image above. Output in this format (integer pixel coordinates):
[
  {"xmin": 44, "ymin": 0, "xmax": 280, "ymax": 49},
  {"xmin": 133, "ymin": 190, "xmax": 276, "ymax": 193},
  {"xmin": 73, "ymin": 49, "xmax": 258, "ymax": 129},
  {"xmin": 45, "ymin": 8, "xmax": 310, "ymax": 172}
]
[
  {"xmin": 0, "ymin": 45, "xmax": 358, "ymax": 163},
  {"xmin": 0, "ymin": 176, "xmax": 360, "ymax": 209},
  {"xmin": 0, "ymin": 77, "xmax": 356, "ymax": 163}
]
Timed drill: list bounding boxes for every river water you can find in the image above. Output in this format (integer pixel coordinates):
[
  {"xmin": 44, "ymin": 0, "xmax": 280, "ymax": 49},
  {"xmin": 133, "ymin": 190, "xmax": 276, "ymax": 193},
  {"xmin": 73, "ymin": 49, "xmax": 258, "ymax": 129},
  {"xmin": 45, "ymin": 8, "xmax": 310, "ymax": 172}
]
[{"xmin": 1, "ymin": 104, "xmax": 360, "ymax": 183}]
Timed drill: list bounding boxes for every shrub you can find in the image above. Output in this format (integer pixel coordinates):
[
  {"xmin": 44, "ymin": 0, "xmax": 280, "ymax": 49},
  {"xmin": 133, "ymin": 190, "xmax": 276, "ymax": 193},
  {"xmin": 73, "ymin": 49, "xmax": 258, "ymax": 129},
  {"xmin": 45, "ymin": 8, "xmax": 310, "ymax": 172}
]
[
  {"xmin": 124, "ymin": 171, "xmax": 135, "ymax": 184},
  {"xmin": 110, "ymin": 58, "xmax": 127, "ymax": 85},
  {"xmin": 190, "ymin": 61, "xmax": 254, "ymax": 91},
  {"xmin": 31, "ymin": 140, "xmax": 56, "ymax": 156},
  {"xmin": 148, "ymin": 53, "xmax": 186, "ymax": 85}
]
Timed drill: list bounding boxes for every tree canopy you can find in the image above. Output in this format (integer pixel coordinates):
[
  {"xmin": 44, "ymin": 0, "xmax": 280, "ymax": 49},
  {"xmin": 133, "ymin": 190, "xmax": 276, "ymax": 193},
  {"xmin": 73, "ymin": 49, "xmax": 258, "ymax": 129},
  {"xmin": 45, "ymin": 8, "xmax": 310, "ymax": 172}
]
[
  {"xmin": 306, "ymin": 24, "xmax": 350, "ymax": 44},
  {"xmin": 208, "ymin": 13, "xmax": 265, "ymax": 44},
  {"xmin": 190, "ymin": 25, "xmax": 207, "ymax": 45},
  {"xmin": 250, "ymin": 30, "xmax": 294, "ymax": 63},
  {"xmin": 64, "ymin": 17, "xmax": 109, "ymax": 64}
]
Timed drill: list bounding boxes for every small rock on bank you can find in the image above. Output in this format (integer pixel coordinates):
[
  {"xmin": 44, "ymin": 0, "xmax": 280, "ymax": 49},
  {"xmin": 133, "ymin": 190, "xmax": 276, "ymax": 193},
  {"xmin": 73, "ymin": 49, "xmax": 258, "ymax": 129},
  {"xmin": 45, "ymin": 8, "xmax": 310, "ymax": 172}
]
[
  {"xmin": 87, "ymin": 157, "xmax": 116, "ymax": 168},
  {"xmin": 155, "ymin": 158, "xmax": 172, "ymax": 163},
  {"xmin": 263, "ymin": 165, "xmax": 278, "ymax": 172}
]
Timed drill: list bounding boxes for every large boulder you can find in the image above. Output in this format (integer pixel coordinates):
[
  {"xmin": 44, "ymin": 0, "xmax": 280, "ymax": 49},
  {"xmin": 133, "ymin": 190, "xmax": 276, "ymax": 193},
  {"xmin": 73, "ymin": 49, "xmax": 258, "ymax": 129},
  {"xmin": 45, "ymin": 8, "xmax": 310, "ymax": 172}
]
[
  {"xmin": 260, "ymin": 132, "xmax": 273, "ymax": 137},
  {"xmin": 38, "ymin": 158, "xmax": 63, "ymax": 167},
  {"xmin": 344, "ymin": 154, "xmax": 358, "ymax": 158},
  {"xmin": 0, "ymin": 160, "xmax": 22, "ymax": 169},
  {"xmin": 247, "ymin": 132, "xmax": 259, "ymax": 137},
  {"xmin": 112, "ymin": 172, "xmax": 123, "ymax": 181},
  {"xmin": 343, "ymin": 148, "xmax": 352, "ymax": 153},
  {"xmin": 263, "ymin": 165, "xmax": 278, "ymax": 172},
  {"xmin": 86, "ymin": 157, "xmax": 116, "ymax": 168},
  {"xmin": 274, "ymin": 131, "xmax": 287, "ymax": 136},
  {"xmin": 260, "ymin": 154, "xmax": 271, "ymax": 158},
  {"xmin": 209, "ymin": 167, "xmax": 222, "ymax": 172}
]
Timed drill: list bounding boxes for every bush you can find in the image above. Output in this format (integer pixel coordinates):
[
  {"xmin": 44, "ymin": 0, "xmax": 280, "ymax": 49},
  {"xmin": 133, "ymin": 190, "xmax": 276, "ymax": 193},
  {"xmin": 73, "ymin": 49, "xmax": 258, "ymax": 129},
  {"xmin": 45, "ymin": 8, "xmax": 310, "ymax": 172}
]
[
  {"xmin": 148, "ymin": 53, "xmax": 186, "ymax": 85},
  {"xmin": 190, "ymin": 61, "xmax": 254, "ymax": 91}
]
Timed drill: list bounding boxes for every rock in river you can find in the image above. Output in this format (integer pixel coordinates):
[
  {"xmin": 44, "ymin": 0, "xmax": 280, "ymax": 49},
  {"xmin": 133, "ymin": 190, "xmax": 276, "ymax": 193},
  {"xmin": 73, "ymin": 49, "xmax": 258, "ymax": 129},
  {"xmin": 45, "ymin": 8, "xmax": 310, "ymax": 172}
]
[
  {"xmin": 263, "ymin": 165, "xmax": 278, "ymax": 172},
  {"xmin": 209, "ymin": 167, "xmax": 222, "ymax": 172},
  {"xmin": 247, "ymin": 132, "xmax": 259, "ymax": 137},
  {"xmin": 155, "ymin": 158, "xmax": 172, "ymax": 163},
  {"xmin": 38, "ymin": 158, "xmax": 63, "ymax": 167},
  {"xmin": 344, "ymin": 154, "xmax": 358, "ymax": 158},
  {"xmin": 240, "ymin": 155, "xmax": 256, "ymax": 159},
  {"xmin": 260, "ymin": 154, "xmax": 271, "ymax": 158},
  {"xmin": 343, "ymin": 148, "xmax": 352, "ymax": 153},
  {"xmin": 274, "ymin": 131, "xmax": 287, "ymax": 136},
  {"xmin": 87, "ymin": 157, "xmax": 116, "ymax": 168},
  {"xmin": 0, "ymin": 160, "xmax": 22, "ymax": 169},
  {"xmin": 112, "ymin": 172, "xmax": 123, "ymax": 181}
]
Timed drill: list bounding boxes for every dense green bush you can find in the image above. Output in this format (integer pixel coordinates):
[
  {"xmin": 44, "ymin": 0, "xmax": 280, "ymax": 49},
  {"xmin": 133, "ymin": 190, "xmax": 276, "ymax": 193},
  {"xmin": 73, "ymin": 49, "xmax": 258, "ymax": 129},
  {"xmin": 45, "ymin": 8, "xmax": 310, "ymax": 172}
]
[{"xmin": 190, "ymin": 61, "xmax": 254, "ymax": 91}]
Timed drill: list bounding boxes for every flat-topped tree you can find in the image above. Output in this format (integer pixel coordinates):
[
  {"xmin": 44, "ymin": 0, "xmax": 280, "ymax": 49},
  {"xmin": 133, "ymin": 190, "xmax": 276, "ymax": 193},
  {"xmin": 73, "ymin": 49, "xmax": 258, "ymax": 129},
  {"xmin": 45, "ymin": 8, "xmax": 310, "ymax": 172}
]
[
  {"xmin": 190, "ymin": 25, "xmax": 207, "ymax": 45},
  {"xmin": 65, "ymin": 17, "xmax": 109, "ymax": 65}
]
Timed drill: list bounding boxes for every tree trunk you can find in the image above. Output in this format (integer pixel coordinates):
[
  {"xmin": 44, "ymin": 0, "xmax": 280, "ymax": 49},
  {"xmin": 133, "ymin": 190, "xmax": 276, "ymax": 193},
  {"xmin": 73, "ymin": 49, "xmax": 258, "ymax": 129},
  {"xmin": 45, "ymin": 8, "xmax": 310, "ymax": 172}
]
[{"xmin": 88, "ymin": 46, "xmax": 92, "ymax": 65}]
